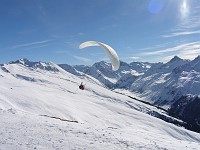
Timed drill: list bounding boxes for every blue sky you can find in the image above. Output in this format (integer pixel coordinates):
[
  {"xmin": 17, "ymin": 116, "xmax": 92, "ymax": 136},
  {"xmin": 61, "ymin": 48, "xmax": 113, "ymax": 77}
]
[{"xmin": 1, "ymin": 0, "xmax": 200, "ymax": 65}]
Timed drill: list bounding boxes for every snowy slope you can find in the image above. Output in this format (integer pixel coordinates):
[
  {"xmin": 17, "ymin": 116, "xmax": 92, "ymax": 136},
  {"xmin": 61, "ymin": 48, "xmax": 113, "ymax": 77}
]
[{"xmin": 0, "ymin": 59, "xmax": 200, "ymax": 149}]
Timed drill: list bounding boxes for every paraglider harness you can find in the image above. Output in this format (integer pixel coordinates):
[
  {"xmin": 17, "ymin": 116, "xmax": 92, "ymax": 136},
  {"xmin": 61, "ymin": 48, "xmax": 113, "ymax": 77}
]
[{"xmin": 79, "ymin": 82, "xmax": 85, "ymax": 90}]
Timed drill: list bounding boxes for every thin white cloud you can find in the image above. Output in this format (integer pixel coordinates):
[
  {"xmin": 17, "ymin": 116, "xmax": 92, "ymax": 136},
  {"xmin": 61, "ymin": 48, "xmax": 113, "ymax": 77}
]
[
  {"xmin": 178, "ymin": 48, "xmax": 200, "ymax": 60},
  {"xmin": 138, "ymin": 42, "xmax": 172, "ymax": 51},
  {"xmin": 120, "ymin": 56, "xmax": 142, "ymax": 63},
  {"xmin": 24, "ymin": 44, "xmax": 50, "ymax": 50},
  {"xmin": 130, "ymin": 56, "xmax": 141, "ymax": 60},
  {"xmin": 162, "ymin": 49, "xmax": 200, "ymax": 62},
  {"xmin": 163, "ymin": 30, "xmax": 200, "ymax": 38},
  {"xmin": 11, "ymin": 39, "xmax": 52, "ymax": 49},
  {"xmin": 73, "ymin": 56, "xmax": 92, "ymax": 62},
  {"xmin": 142, "ymin": 42, "xmax": 200, "ymax": 55},
  {"xmin": 140, "ymin": 41, "xmax": 200, "ymax": 62}
]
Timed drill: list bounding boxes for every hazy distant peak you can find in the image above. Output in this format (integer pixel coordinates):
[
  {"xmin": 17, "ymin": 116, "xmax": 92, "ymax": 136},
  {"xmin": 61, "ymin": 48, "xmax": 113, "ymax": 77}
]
[
  {"xmin": 193, "ymin": 55, "xmax": 200, "ymax": 62},
  {"xmin": 168, "ymin": 56, "xmax": 183, "ymax": 63}
]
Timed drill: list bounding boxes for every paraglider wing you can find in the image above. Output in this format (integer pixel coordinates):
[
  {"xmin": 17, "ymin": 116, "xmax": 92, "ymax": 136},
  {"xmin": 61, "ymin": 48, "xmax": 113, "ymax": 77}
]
[
  {"xmin": 79, "ymin": 41, "xmax": 100, "ymax": 49},
  {"xmin": 79, "ymin": 41, "xmax": 120, "ymax": 71}
]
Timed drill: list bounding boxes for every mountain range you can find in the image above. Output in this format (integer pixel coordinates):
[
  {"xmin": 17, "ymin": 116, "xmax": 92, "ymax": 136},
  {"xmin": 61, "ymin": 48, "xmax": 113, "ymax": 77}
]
[
  {"xmin": 0, "ymin": 57, "xmax": 200, "ymax": 149},
  {"xmin": 59, "ymin": 55, "xmax": 200, "ymax": 132}
]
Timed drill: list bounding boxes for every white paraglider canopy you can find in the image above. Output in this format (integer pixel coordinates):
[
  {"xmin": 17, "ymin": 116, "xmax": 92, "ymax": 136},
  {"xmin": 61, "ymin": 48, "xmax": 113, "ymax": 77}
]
[{"xmin": 79, "ymin": 41, "xmax": 120, "ymax": 71}]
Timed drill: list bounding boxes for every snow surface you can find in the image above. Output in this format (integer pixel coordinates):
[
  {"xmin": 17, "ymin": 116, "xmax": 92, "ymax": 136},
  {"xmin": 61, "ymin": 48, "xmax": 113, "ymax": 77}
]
[{"xmin": 0, "ymin": 60, "xmax": 200, "ymax": 149}]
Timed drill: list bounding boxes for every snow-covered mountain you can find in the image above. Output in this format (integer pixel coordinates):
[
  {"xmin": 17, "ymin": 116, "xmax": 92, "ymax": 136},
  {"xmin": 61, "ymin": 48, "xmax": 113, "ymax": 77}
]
[
  {"xmin": 66, "ymin": 61, "xmax": 153, "ymax": 89},
  {"xmin": 1, "ymin": 58, "xmax": 200, "ymax": 149},
  {"xmin": 130, "ymin": 56, "xmax": 190, "ymax": 106},
  {"xmin": 9, "ymin": 58, "xmax": 60, "ymax": 72},
  {"xmin": 130, "ymin": 56, "xmax": 200, "ymax": 106},
  {"xmin": 59, "ymin": 56, "xmax": 200, "ymax": 132},
  {"xmin": 128, "ymin": 56, "xmax": 200, "ymax": 132},
  {"xmin": 60, "ymin": 56, "xmax": 198, "ymax": 108}
]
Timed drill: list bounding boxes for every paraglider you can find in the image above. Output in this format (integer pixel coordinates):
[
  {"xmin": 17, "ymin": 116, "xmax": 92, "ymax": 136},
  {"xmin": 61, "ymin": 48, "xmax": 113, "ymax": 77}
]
[
  {"xmin": 79, "ymin": 41, "xmax": 120, "ymax": 71},
  {"xmin": 79, "ymin": 82, "xmax": 85, "ymax": 90}
]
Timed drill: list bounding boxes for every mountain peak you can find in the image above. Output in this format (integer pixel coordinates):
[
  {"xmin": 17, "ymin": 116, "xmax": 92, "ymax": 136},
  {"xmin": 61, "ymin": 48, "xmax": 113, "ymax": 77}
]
[
  {"xmin": 193, "ymin": 55, "xmax": 200, "ymax": 61},
  {"xmin": 9, "ymin": 59, "xmax": 59, "ymax": 72},
  {"xmin": 9, "ymin": 58, "xmax": 31, "ymax": 65},
  {"xmin": 169, "ymin": 56, "xmax": 182, "ymax": 63},
  {"xmin": 93, "ymin": 61, "xmax": 111, "ymax": 70},
  {"xmin": 19, "ymin": 58, "xmax": 29, "ymax": 62}
]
